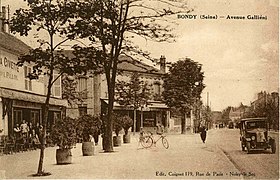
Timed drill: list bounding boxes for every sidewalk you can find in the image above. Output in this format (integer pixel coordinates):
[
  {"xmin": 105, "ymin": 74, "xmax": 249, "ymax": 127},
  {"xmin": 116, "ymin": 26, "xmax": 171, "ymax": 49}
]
[{"xmin": 0, "ymin": 133, "xmax": 239, "ymax": 179}]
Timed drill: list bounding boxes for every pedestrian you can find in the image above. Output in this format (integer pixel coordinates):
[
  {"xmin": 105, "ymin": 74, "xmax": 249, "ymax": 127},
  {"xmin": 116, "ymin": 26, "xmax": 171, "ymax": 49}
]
[
  {"xmin": 156, "ymin": 124, "xmax": 164, "ymax": 135},
  {"xmin": 20, "ymin": 120, "xmax": 29, "ymax": 139},
  {"xmin": 29, "ymin": 122, "xmax": 34, "ymax": 134},
  {"xmin": 13, "ymin": 123, "xmax": 21, "ymax": 142},
  {"xmin": 93, "ymin": 130, "xmax": 100, "ymax": 145},
  {"xmin": 35, "ymin": 122, "xmax": 40, "ymax": 137},
  {"xmin": 30, "ymin": 129, "xmax": 40, "ymax": 149},
  {"xmin": 200, "ymin": 126, "xmax": 207, "ymax": 143}
]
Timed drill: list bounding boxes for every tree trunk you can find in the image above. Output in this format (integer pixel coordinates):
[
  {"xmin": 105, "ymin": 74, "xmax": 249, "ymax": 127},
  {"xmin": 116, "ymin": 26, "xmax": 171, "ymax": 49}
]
[
  {"xmin": 37, "ymin": 72, "xmax": 52, "ymax": 175},
  {"xmin": 103, "ymin": 83, "xmax": 114, "ymax": 152},
  {"xmin": 181, "ymin": 112, "xmax": 186, "ymax": 134},
  {"xmin": 133, "ymin": 109, "xmax": 137, "ymax": 135}
]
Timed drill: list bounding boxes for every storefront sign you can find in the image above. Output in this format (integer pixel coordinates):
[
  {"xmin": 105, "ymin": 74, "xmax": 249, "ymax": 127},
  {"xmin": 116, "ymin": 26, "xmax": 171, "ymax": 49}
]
[{"xmin": 0, "ymin": 56, "xmax": 20, "ymax": 80}]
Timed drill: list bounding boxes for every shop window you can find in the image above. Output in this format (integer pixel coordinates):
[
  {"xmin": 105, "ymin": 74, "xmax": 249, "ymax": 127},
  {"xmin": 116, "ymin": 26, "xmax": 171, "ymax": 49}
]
[
  {"xmin": 24, "ymin": 66, "xmax": 32, "ymax": 91},
  {"xmin": 143, "ymin": 111, "xmax": 156, "ymax": 127},
  {"xmin": 31, "ymin": 110, "xmax": 40, "ymax": 125},
  {"xmin": 13, "ymin": 110, "xmax": 22, "ymax": 126}
]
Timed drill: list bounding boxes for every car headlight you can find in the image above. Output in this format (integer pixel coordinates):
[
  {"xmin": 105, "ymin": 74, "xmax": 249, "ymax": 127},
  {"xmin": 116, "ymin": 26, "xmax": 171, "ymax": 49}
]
[{"xmin": 251, "ymin": 136, "xmax": 255, "ymax": 140}]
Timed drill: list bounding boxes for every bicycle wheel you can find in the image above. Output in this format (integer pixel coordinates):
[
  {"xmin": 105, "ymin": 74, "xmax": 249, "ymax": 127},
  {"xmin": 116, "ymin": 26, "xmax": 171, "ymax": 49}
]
[
  {"xmin": 141, "ymin": 136, "xmax": 153, "ymax": 148},
  {"xmin": 162, "ymin": 137, "xmax": 169, "ymax": 149}
]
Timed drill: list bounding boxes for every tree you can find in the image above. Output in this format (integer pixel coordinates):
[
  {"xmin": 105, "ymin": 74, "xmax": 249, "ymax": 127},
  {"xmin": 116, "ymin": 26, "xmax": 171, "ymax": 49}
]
[
  {"xmin": 247, "ymin": 93, "xmax": 279, "ymax": 130},
  {"xmin": 115, "ymin": 72, "xmax": 152, "ymax": 134},
  {"xmin": 10, "ymin": 0, "xmax": 84, "ymax": 176},
  {"xmin": 201, "ymin": 105, "xmax": 212, "ymax": 129},
  {"xmin": 221, "ymin": 106, "xmax": 232, "ymax": 125},
  {"xmin": 69, "ymin": 0, "xmax": 190, "ymax": 151},
  {"xmin": 162, "ymin": 58, "xmax": 205, "ymax": 134}
]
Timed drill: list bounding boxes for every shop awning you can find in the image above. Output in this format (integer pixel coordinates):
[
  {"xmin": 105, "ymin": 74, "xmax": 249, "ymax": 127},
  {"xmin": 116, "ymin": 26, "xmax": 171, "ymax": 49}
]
[
  {"xmin": 101, "ymin": 99, "xmax": 169, "ymax": 111},
  {"xmin": 0, "ymin": 87, "xmax": 68, "ymax": 107}
]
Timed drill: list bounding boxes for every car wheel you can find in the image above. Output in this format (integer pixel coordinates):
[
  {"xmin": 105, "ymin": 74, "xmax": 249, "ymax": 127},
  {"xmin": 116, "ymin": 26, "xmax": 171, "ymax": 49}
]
[
  {"xmin": 246, "ymin": 142, "xmax": 251, "ymax": 154},
  {"xmin": 271, "ymin": 140, "xmax": 276, "ymax": 154}
]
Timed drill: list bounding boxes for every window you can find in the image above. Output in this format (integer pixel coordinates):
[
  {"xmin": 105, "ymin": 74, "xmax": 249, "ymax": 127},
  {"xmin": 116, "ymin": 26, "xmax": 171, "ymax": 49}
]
[
  {"xmin": 52, "ymin": 74, "xmax": 61, "ymax": 97},
  {"xmin": 77, "ymin": 77, "xmax": 88, "ymax": 99},
  {"xmin": 154, "ymin": 82, "xmax": 161, "ymax": 95},
  {"xmin": 24, "ymin": 66, "xmax": 32, "ymax": 91}
]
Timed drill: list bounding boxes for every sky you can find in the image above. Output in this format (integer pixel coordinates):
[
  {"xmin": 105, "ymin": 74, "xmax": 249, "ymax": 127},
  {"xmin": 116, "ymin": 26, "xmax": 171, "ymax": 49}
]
[{"xmin": 1, "ymin": 0, "xmax": 279, "ymax": 111}]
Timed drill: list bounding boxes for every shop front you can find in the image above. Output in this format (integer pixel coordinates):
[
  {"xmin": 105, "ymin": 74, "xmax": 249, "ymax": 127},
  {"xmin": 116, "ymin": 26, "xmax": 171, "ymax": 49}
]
[
  {"xmin": 0, "ymin": 87, "xmax": 67, "ymax": 136},
  {"xmin": 101, "ymin": 99, "xmax": 170, "ymax": 132}
]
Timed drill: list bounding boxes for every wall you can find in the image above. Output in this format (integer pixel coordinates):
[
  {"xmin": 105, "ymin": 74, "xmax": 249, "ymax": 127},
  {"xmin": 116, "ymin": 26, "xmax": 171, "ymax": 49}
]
[
  {"xmin": 100, "ymin": 72, "xmax": 164, "ymax": 100},
  {"xmin": 0, "ymin": 47, "xmax": 45, "ymax": 95}
]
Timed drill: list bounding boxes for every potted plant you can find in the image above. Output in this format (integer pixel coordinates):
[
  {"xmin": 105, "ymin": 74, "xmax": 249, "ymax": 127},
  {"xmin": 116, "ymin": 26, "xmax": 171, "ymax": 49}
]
[
  {"xmin": 77, "ymin": 114, "xmax": 101, "ymax": 156},
  {"xmin": 50, "ymin": 117, "xmax": 77, "ymax": 165},
  {"xmin": 113, "ymin": 113, "xmax": 123, "ymax": 147},
  {"xmin": 120, "ymin": 115, "xmax": 133, "ymax": 143}
]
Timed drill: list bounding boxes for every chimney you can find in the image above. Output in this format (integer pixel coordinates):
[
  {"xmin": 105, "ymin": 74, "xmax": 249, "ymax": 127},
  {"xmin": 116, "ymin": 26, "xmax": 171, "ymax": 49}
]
[
  {"xmin": 2, "ymin": 6, "xmax": 8, "ymax": 32},
  {"xmin": 1, "ymin": 6, "xmax": 9, "ymax": 33},
  {"xmin": 159, "ymin": 55, "xmax": 166, "ymax": 73}
]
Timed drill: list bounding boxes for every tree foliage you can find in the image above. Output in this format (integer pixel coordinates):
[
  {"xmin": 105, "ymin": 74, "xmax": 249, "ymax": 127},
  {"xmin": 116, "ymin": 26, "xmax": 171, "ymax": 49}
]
[
  {"xmin": 61, "ymin": 75, "xmax": 86, "ymax": 106},
  {"xmin": 76, "ymin": 114, "xmax": 102, "ymax": 142},
  {"xmin": 162, "ymin": 58, "xmax": 205, "ymax": 133},
  {"xmin": 245, "ymin": 93, "xmax": 279, "ymax": 130},
  {"xmin": 115, "ymin": 73, "xmax": 152, "ymax": 109},
  {"xmin": 68, "ymin": 0, "xmax": 190, "ymax": 151},
  {"xmin": 163, "ymin": 58, "xmax": 205, "ymax": 111},
  {"xmin": 50, "ymin": 117, "xmax": 77, "ymax": 149}
]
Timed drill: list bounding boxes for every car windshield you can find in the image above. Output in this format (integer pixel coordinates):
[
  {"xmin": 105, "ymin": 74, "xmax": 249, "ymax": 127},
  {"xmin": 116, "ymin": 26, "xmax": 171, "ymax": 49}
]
[{"xmin": 246, "ymin": 121, "xmax": 266, "ymax": 129}]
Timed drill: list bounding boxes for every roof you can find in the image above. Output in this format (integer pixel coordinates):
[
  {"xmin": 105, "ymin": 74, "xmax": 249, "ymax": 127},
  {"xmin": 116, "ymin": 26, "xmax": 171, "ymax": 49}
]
[
  {"xmin": 118, "ymin": 55, "xmax": 163, "ymax": 75},
  {"xmin": 0, "ymin": 32, "xmax": 31, "ymax": 55},
  {"xmin": 57, "ymin": 51, "xmax": 163, "ymax": 75}
]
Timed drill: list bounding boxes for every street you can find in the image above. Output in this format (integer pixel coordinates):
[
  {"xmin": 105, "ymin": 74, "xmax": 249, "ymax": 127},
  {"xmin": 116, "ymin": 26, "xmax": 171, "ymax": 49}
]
[
  {"xmin": 0, "ymin": 129, "xmax": 278, "ymax": 179},
  {"xmin": 207, "ymin": 128, "xmax": 279, "ymax": 179}
]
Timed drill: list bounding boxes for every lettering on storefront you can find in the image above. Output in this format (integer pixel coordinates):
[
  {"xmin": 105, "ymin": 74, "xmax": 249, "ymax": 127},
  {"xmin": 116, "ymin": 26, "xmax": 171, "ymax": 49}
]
[{"xmin": 0, "ymin": 56, "xmax": 19, "ymax": 80}]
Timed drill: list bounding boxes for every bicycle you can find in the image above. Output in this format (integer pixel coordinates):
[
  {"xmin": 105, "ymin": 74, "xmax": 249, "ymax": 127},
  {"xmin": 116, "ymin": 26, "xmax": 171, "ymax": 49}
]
[
  {"xmin": 139, "ymin": 131, "xmax": 153, "ymax": 148},
  {"xmin": 149, "ymin": 132, "xmax": 169, "ymax": 149}
]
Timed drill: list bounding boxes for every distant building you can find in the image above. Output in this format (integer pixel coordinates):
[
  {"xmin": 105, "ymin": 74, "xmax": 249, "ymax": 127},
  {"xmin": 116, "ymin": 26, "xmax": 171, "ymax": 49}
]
[
  {"xmin": 251, "ymin": 91, "xmax": 279, "ymax": 111},
  {"xmin": 228, "ymin": 103, "xmax": 250, "ymax": 123}
]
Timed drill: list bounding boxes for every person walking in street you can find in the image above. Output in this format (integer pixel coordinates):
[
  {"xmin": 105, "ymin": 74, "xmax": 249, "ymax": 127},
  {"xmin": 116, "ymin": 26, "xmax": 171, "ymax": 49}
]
[{"xmin": 200, "ymin": 126, "xmax": 207, "ymax": 143}]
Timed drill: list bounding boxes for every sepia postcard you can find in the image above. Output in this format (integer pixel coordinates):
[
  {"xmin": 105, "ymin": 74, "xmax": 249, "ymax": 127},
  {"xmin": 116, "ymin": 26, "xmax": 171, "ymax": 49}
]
[{"xmin": 0, "ymin": 0, "xmax": 279, "ymax": 179}]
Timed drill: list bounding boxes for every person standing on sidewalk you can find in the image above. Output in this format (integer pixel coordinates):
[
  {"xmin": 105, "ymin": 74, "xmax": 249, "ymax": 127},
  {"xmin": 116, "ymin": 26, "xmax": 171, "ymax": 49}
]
[
  {"xmin": 200, "ymin": 126, "xmax": 207, "ymax": 143},
  {"xmin": 20, "ymin": 120, "xmax": 29, "ymax": 139}
]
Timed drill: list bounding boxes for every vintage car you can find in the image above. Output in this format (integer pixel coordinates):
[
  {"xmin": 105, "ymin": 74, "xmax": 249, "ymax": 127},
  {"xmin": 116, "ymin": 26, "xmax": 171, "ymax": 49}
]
[{"xmin": 239, "ymin": 118, "xmax": 276, "ymax": 154}]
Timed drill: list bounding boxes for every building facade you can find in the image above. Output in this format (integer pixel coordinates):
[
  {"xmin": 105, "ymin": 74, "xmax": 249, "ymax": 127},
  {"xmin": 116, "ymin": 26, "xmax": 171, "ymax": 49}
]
[
  {"xmin": 0, "ymin": 7, "xmax": 67, "ymax": 136},
  {"xmin": 66, "ymin": 54, "xmax": 170, "ymax": 132}
]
